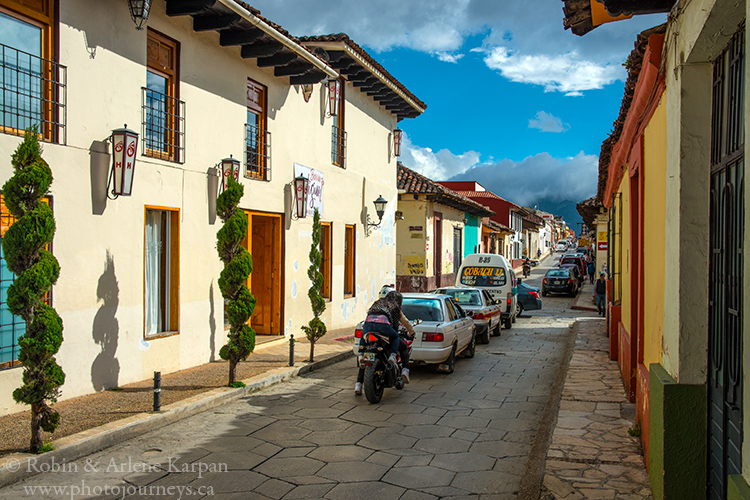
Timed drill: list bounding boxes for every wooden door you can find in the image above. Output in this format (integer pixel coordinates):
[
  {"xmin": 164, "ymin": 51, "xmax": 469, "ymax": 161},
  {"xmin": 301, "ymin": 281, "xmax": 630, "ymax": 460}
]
[{"xmin": 247, "ymin": 213, "xmax": 281, "ymax": 335}]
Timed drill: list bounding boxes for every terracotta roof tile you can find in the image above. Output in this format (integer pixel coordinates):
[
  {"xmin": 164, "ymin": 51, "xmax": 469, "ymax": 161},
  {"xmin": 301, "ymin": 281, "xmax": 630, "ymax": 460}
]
[
  {"xmin": 300, "ymin": 34, "xmax": 426, "ymax": 111},
  {"xmin": 397, "ymin": 164, "xmax": 494, "ymax": 216}
]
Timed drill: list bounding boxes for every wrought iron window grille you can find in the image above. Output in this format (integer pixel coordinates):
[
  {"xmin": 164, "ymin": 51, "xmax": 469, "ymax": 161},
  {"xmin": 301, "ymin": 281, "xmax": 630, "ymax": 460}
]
[
  {"xmin": 332, "ymin": 124, "xmax": 347, "ymax": 168},
  {"xmin": 245, "ymin": 123, "xmax": 271, "ymax": 181},
  {"xmin": 141, "ymin": 87, "xmax": 185, "ymax": 163},
  {"xmin": 0, "ymin": 42, "xmax": 66, "ymax": 144}
]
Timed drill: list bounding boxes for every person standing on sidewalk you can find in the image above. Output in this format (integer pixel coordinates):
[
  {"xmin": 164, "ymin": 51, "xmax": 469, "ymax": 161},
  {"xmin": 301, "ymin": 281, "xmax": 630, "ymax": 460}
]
[
  {"xmin": 595, "ymin": 272, "xmax": 607, "ymax": 316},
  {"xmin": 587, "ymin": 261, "xmax": 595, "ymax": 284}
]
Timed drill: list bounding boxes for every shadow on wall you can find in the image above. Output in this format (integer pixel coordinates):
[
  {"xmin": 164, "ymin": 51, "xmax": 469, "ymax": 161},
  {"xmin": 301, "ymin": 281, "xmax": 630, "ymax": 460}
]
[
  {"xmin": 91, "ymin": 250, "xmax": 120, "ymax": 391},
  {"xmin": 89, "ymin": 140, "xmax": 109, "ymax": 215}
]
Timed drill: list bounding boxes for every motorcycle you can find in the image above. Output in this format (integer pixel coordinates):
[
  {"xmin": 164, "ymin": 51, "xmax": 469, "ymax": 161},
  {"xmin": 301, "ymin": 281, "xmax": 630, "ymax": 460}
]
[
  {"xmin": 359, "ymin": 324, "xmax": 414, "ymax": 404},
  {"xmin": 522, "ymin": 262, "xmax": 531, "ymax": 278}
]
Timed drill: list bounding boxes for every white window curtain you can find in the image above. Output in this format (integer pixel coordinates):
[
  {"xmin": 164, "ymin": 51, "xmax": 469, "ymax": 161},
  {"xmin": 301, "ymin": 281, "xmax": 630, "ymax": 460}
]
[{"xmin": 145, "ymin": 210, "xmax": 168, "ymax": 336}]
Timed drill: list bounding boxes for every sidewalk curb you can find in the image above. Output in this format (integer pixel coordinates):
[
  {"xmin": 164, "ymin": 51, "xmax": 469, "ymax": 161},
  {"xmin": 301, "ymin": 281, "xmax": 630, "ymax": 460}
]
[
  {"xmin": 570, "ymin": 285, "xmax": 598, "ymax": 312},
  {"xmin": 0, "ymin": 349, "xmax": 353, "ymax": 488},
  {"xmin": 518, "ymin": 319, "xmax": 579, "ymax": 500}
]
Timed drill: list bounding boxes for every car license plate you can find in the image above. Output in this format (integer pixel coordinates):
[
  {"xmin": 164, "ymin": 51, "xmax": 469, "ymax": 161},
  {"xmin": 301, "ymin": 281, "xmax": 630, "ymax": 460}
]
[
  {"xmin": 554, "ymin": 280, "xmax": 561, "ymax": 284},
  {"xmin": 363, "ymin": 352, "xmax": 375, "ymax": 362}
]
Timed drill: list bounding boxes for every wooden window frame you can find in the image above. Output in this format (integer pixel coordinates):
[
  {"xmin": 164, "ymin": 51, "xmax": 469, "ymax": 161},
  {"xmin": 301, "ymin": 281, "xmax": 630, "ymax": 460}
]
[
  {"xmin": 144, "ymin": 28, "xmax": 181, "ymax": 162},
  {"xmin": 144, "ymin": 206, "xmax": 180, "ymax": 339},
  {"xmin": 245, "ymin": 78, "xmax": 270, "ymax": 181},
  {"xmin": 344, "ymin": 224, "xmax": 355, "ymax": 298},
  {"xmin": 320, "ymin": 222, "xmax": 332, "ymax": 300},
  {"xmin": 332, "ymin": 77, "xmax": 346, "ymax": 168},
  {"xmin": 0, "ymin": 0, "xmax": 62, "ymax": 142}
]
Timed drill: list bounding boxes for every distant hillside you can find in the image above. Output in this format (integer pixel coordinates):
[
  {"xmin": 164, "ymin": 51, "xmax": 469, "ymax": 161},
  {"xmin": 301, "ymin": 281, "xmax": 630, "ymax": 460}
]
[{"xmin": 534, "ymin": 198, "xmax": 584, "ymax": 234}]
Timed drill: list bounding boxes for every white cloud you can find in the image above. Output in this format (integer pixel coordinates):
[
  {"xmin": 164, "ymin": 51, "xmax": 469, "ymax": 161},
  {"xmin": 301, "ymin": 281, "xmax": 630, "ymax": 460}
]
[
  {"xmin": 436, "ymin": 52, "xmax": 465, "ymax": 63},
  {"xmin": 249, "ymin": 0, "xmax": 664, "ymax": 94},
  {"xmin": 451, "ymin": 152, "xmax": 598, "ymax": 206},
  {"xmin": 529, "ymin": 111, "xmax": 570, "ymax": 133},
  {"xmin": 399, "ymin": 134, "xmax": 480, "ymax": 181},
  {"xmin": 481, "ymin": 47, "xmax": 623, "ymax": 94},
  {"xmin": 399, "ymin": 136, "xmax": 597, "ymax": 207}
]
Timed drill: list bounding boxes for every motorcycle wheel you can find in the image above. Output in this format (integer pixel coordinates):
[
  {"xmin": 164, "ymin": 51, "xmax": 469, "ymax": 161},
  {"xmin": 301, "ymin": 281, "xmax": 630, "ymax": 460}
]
[{"xmin": 364, "ymin": 363, "xmax": 385, "ymax": 404}]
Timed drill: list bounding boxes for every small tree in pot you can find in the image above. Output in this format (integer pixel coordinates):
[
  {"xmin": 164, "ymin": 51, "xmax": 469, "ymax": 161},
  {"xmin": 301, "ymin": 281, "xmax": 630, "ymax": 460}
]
[
  {"xmin": 216, "ymin": 177, "xmax": 255, "ymax": 386},
  {"xmin": 4, "ymin": 129, "xmax": 64, "ymax": 453},
  {"xmin": 301, "ymin": 208, "xmax": 326, "ymax": 361}
]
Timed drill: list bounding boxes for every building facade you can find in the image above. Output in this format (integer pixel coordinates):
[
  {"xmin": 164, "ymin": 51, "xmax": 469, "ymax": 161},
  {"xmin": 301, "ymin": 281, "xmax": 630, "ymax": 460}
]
[{"xmin": 0, "ymin": 0, "xmax": 424, "ymax": 415}]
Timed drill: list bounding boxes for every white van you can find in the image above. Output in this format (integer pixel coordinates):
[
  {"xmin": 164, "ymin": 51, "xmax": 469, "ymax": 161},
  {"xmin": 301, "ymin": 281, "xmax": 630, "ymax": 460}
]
[{"xmin": 455, "ymin": 254, "xmax": 518, "ymax": 329}]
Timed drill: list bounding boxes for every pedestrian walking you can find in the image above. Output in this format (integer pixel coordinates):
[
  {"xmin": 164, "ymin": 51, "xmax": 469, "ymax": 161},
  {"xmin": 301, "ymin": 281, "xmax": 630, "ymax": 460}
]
[
  {"xmin": 587, "ymin": 261, "xmax": 595, "ymax": 284},
  {"xmin": 595, "ymin": 272, "xmax": 607, "ymax": 317}
]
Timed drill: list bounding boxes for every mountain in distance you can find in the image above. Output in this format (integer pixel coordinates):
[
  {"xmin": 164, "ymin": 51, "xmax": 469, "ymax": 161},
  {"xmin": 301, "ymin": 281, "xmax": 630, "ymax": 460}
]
[{"xmin": 533, "ymin": 197, "xmax": 584, "ymax": 234}]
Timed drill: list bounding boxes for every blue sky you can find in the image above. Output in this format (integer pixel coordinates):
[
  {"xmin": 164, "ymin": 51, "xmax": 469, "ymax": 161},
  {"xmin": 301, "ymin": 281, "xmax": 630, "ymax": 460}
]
[{"xmin": 251, "ymin": 0, "xmax": 666, "ymax": 226}]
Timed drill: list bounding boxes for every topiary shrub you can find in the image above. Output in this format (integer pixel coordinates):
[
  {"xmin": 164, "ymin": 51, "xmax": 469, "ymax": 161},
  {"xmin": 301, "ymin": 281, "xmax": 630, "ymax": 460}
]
[
  {"xmin": 3, "ymin": 128, "xmax": 64, "ymax": 453},
  {"xmin": 301, "ymin": 208, "xmax": 326, "ymax": 361},
  {"xmin": 216, "ymin": 176, "xmax": 255, "ymax": 385}
]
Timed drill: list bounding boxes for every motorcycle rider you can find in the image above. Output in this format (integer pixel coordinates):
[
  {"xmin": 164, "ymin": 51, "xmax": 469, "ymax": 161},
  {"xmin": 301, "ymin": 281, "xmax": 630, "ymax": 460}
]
[
  {"xmin": 355, "ymin": 290, "xmax": 415, "ymax": 395},
  {"xmin": 522, "ymin": 257, "xmax": 531, "ymax": 277}
]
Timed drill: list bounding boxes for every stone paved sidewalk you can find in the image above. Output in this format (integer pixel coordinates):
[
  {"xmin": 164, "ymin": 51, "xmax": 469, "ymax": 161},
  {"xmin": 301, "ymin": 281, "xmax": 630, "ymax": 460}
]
[{"xmin": 541, "ymin": 318, "xmax": 653, "ymax": 500}]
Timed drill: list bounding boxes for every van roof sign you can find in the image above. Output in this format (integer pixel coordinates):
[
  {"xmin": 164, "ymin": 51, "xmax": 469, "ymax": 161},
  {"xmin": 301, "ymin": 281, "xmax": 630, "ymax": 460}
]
[{"xmin": 459, "ymin": 266, "xmax": 506, "ymax": 287}]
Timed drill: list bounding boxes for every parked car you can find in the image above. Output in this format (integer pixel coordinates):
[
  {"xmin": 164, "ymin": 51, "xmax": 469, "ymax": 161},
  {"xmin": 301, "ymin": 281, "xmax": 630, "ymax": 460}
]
[
  {"xmin": 433, "ymin": 287, "xmax": 501, "ymax": 344},
  {"xmin": 516, "ymin": 281, "xmax": 542, "ymax": 316},
  {"xmin": 354, "ymin": 293, "xmax": 476, "ymax": 373},
  {"xmin": 559, "ymin": 263, "xmax": 583, "ymax": 288},
  {"xmin": 542, "ymin": 268, "xmax": 578, "ymax": 296},
  {"xmin": 559, "ymin": 255, "xmax": 587, "ymax": 278}
]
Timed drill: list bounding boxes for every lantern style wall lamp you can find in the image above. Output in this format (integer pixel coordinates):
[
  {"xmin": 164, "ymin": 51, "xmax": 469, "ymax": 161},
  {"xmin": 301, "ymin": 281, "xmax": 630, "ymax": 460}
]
[
  {"xmin": 392, "ymin": 128, "xmax": 402, "ymax": 157},
  {"xmin": 127, "ymin": 0, "xmax": 151, "ymax": 30},
  {"xmin": 294, "ymin": 174, "xmax": 309, "ymax": 219},
  {"xmin": 107, "ymin": 125, "xmax": 139, "ymax": 200},
  {"xmin": 367, "ymin": 195, "xmax": 388, "ymax": 228},
  {"xmin": 327, "ymin": 79, "xmax": 340, "ymax": 117},
  {"xmin": 220, "ymin": 155, "xmax": 240, "ymax": 192}
]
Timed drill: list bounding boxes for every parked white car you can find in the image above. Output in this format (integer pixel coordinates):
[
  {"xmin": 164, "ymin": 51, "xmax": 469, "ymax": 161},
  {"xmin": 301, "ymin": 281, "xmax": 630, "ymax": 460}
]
[
  {"xmin": 354, "ymin": 293, "xmax": 476, "ymax": 373},
  {"xmin": 432, "ymin": 287, "xmax": 501, "ymax": 344}
]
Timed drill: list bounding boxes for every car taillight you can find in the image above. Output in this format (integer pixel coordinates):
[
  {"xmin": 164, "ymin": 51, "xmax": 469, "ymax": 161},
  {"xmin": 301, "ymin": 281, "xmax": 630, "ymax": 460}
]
[
  {"xmin": 422, "ymin": 332, "xmax": 444, "ymax": 342},
  {"xmin": 543, "ymin": 278, "xmax": 547, "ymax": 284},
  {"xmin": 568, "ymin": 278, "xmax": 573, "ymax": 284},
  {"xmin": 530, "ymin": 291, "xmax": 540, "ymax": 299},
  {"xmin": 355, "ymin": 328, "xmax": 362, "ymax": 338},
  {"xmin": 507, "ymin": 297, "xmax": 511, "ymax": 305}
]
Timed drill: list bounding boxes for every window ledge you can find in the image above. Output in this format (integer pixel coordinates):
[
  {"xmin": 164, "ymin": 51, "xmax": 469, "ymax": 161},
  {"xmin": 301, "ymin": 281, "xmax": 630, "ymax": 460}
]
[{"xmin": 145, "ymin": 331, "xmax": 179, "ymax": 341}]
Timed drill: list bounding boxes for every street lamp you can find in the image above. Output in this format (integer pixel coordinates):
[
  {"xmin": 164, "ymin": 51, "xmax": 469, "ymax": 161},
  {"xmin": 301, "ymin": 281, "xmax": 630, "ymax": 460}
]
[
  {"xmin": 328, "ymin": 79, "xmax": 340, "ymax": 116},
  {"xmin": 294, "ymin": 175, "xmax": 309, "ymax": 218},
  {"xmin": 220, "ymin": 155, "xmax": 240, "ymax": 191},
  {"xmin": 393, "ymin": 129, "xmax": 402, "ymax": 157},
  {"xmin": 127, "ymin": 0, "xmax": 151, "ymax": 30},
  {"xmin": 367, "ymin": 195, "xmax": 388, "ymax": 229},
  {"xmin": 108, "ymin": 125, "xmax": 139, "ymax": 199}
]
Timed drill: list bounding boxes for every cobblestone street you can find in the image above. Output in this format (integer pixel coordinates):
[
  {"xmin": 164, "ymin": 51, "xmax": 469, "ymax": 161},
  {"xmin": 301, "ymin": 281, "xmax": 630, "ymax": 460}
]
[{"xmin": 0, "ymin": 306, "xmax": 578, "ymax": 499}]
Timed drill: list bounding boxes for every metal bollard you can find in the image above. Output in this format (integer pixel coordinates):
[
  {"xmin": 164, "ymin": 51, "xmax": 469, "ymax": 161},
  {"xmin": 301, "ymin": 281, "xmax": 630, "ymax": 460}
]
[
  {"xmin": 153, "ymin": 371, "xmax": 161, "ymax": 412},
  {"xmin": 289, "ymin": 334, "xmax": 295, "ymax": 366}
]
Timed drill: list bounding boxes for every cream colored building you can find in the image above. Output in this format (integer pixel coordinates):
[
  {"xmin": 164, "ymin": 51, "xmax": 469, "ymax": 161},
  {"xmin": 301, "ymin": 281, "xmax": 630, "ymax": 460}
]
[
  {"xmin": 0, "ymin": 0, "xmax": 424, "ymax": 415},
  {"xmin": 395, "ymin": 165, "xmax": 494, "ymax": 292}
]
